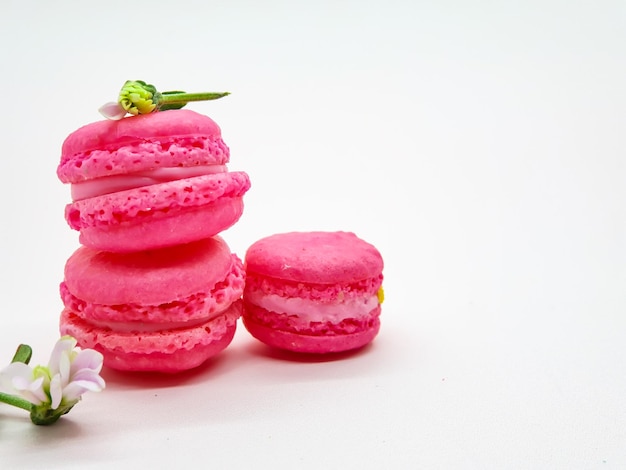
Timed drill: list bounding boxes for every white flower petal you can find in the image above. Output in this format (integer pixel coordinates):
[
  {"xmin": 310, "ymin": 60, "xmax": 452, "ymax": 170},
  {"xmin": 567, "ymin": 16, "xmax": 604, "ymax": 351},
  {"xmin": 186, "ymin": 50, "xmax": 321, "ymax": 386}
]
[
  {"xmin": 28, "ymin": 376, "xmax": 48, "ymax": 403},
  {"xmin": 61, "ymin": 383, "xmax": 89, "ymax": 403},
  {"xmin": 70, "ymin": 373, "xmax": 106, "ymax": 392},
  {"xmin": 11, "ymin": 374, "xmax": 33, "ymax": 390},
  {"xmin": 49, "ymin": 374, "xmax": 63, "ymax": 410},
  {"xmin": 16, "ymin": 389, "xmax": 45, "ymax": 406},
  {"xmin": 98, "ymin": 101, "xmax": 127, "ymax": 120},
  {"xmin": 0, "ymin": 363, "xmax": 48, "ymax": 405},
  {"xmin": 48, "ymin": 337, "xmax": 76, "ymax": 375},
  {"xmin": 71, "ymin": 349, "xmax": 104, "ymax": 375},
  {"xmin": 58, "ymin": 350, "xmax": 71, "ymax": 388},
  {"xmin": 0, "ymin": 362, "xmax": 30, "ymax": 393}
]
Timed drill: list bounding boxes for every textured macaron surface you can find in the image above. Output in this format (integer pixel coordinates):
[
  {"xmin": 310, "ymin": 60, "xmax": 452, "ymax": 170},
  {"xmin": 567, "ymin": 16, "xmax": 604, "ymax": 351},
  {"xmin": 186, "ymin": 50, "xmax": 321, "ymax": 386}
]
[
  {"xmin": 244, "ymin": 231, "xmax": 383, "ymax": 284},
  {"xmin": 57, "ymin": 109, "xmax": 229, "ymax": 183},
  {"xmin": 64, "ymin": 171, "xmax": 251, "ymax": 230},
  {"xmin": 60, "ymin": 301, "xmax": 242, "ymax": 372},
  {"xmin": 64, "ymin": 237, "xmax": 233, "ymax": 304},
  {"xmin": 61, "ymin": 237, "xmax": 245, "ymax": 325}
]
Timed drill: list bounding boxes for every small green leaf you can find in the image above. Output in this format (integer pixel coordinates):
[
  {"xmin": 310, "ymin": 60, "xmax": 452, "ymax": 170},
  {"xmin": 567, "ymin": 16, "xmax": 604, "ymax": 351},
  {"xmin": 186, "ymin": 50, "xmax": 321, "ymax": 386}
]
[{"xmin": 11, "ymin": 344, "xmax": 32, "ymax": 364}]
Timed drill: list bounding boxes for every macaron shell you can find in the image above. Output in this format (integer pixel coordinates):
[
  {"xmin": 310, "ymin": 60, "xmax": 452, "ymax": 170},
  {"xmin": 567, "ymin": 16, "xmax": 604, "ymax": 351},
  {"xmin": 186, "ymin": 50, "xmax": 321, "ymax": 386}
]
[
  {"xmin": 58, "ymin": 109, "xmax": 229, "ymax": 183},
  {"xmin": 61, "ymin": 254, "xmax": 245, "ymax": 325},
  {"xmin": 79, "ymin": 198, "xmax": 244, "ymax": 253},
  {"xmin": 66, "ymin": 172, "xmax": 250, "ymax": 230},
  {"xmin": 65, "ymin": 172, "xmax": 250, "ymax": 252},
  {"xmin": 244, "ymin": 270, "xmax": 383, "ymax": 302},
  {"xmin": 242, "ymin": 311, "xmax": 380, "ymax": 354},
  {"xmin": 60, "ymin": 301, "xmax": 242, "ymax": 373},
  {"xmin": 244, "ymin": 231, "xmax": 384, "ymax": 284},
  {"xmin": 64, "ymin": 237, "xmax": 234, "ymax": 304}
]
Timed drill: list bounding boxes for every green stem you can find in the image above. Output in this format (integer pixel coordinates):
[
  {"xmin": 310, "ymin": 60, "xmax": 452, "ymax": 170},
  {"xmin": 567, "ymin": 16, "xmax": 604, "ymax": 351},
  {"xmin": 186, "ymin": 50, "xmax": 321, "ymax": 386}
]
[
  {"xmin": 0, "ymin": 392, "xmax": 33, "ymax": 411},
  {"xmin": 160, "ymin": 91, "xmax": 230, "ymax": 104},
  {"xmin": 11, "ymin": 344, "xmax": 32, "ymax": 364}
]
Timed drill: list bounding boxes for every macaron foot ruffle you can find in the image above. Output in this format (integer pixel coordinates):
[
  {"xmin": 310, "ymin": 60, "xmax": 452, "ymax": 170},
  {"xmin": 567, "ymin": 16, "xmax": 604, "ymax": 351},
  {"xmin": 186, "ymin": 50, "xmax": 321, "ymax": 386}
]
[
  {"xmin": 242, "ymin": 315, "xmax": 380, "ymax": 354},
  {"xmin": 60, "ymin": 301, "xmax": 242, "ymax": 373}
]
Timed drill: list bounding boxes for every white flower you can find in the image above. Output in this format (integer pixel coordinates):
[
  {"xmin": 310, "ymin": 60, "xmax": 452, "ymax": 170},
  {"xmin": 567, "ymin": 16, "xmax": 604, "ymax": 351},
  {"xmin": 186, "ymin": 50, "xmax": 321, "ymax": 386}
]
[
  {"xmin": 0, "ymin": 361, "xmax": 48, "ymax": 405},
  {"xmin": 46, "ymin": 336, "xmax": 105, "ymax": 409},
  {"xmin": 0, "ymin": 336, "xmax": 105, "ymax": 410}
]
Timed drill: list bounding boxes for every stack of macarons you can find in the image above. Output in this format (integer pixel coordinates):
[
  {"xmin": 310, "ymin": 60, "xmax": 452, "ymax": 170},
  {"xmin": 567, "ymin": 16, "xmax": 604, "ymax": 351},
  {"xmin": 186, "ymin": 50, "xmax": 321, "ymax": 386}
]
[
  {"xmin": 56, "ymin": 95, "xmax": 386, "ymax": 371},
  {"xmin": 57, "ymin": 109, "xmax": 251, "ymax": 372}
]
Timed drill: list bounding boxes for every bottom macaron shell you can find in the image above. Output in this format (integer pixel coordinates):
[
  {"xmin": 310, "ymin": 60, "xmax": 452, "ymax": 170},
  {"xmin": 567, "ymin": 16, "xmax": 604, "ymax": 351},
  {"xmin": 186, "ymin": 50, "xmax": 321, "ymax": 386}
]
[
  {"xmin": 77, "ymin": 197, "xmax": 244, "ymax": 253},
  {"xmin": 60, "ymin": 301, "xmax": 242, "ymax": 373},
  {"xmin": 241, "ymin": 307, "xmax": 381, "ymax": 354}
]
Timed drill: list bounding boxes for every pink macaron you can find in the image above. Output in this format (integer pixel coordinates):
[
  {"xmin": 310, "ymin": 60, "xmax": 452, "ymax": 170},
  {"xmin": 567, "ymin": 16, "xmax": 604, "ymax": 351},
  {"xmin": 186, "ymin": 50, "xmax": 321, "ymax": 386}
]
[
  {"xmin": 59, "ymin": 237, "xmax": 244, "ymax": 372},
  {"xmin": 57, "ymin": 109, "xmax": 251, "ymax": 253},
  {"xmin": 242, "ymin": 231, "xmax": 384, "ymax": 354}
]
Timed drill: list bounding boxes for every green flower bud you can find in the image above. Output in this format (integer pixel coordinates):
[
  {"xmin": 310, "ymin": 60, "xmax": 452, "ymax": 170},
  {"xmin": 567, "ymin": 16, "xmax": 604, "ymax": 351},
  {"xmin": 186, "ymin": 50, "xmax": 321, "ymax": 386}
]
[
  {"xmin": 99, "ymin": 79, "xmax": 231, "ymax": 120},
  {"xmin": 118, "ymin": 80, "xmax": 158, "ymax": 115}
]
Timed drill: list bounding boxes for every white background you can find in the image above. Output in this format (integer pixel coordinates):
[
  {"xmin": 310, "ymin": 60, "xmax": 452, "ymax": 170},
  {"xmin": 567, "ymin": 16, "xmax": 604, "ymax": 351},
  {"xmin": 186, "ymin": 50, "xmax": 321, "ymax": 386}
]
[{"xmin": 1, "ymin": 0, "xmax": 625, "ymax": 468}]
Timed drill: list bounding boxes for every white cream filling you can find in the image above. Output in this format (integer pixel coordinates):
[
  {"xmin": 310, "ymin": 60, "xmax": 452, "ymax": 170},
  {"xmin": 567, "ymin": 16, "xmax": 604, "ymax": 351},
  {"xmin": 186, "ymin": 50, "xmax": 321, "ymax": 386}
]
[
  {"xmin": 86, "ymin": 316, "xmax": 214, "ymax": 333},
  {"xmin": 71, "ymin": 165, "xmax": 227, "ymax": 201},
  {"xmin": 247, "ymin": 291, "xmax": 379, "ymax": 323}
]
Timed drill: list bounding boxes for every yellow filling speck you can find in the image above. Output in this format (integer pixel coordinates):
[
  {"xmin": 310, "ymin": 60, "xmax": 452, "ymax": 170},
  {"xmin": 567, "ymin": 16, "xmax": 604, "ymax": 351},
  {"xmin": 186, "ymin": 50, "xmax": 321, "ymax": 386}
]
[{"xmin": 377, "ymin": 286, "xmax": 385, "ymax": 304}]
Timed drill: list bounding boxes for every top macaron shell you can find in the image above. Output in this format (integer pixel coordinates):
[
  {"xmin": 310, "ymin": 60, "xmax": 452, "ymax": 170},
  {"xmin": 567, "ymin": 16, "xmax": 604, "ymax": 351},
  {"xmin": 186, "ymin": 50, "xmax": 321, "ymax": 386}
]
[
  {"xmin": 57, "ymin": 109, "xmax": 229, "ymax": 182},
  {"xmin": 61, "ymin": 236, "xmax": 244, "ymax": 325},
  {"xmin": 244, "ymin": 231, "xmax": 384, "ymax": 284}
]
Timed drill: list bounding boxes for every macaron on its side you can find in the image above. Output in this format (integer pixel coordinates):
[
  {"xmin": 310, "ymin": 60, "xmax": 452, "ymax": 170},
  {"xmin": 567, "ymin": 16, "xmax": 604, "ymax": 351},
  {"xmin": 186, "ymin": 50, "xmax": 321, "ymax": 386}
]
[
  {"xmin": 242, "ymin": 231, "xmax": 384, "ymax": 354},
  {"xmin": 59, "ymin": 237, "xmax": 245, "ymax": 372}
]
